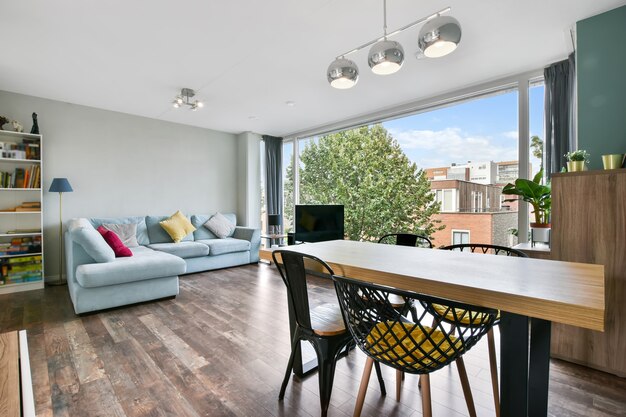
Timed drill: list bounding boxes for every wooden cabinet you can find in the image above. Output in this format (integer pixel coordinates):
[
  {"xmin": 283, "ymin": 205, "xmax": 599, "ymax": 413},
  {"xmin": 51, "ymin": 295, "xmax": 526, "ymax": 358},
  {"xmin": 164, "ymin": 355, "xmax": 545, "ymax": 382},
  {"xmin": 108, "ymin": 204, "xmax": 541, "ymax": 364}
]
[
  {"xmin": 0, "ymin": 131, "xmax": 43, "ymax": 294},
  {"xmin": 550, "ymin": 170, "xmax": 626, "ymax": 377}
]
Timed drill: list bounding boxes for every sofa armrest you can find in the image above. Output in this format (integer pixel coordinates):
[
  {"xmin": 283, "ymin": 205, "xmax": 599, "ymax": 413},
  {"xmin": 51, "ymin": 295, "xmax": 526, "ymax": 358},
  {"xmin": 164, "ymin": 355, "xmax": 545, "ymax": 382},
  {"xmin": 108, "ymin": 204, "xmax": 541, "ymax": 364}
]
[{"xmin": 233, "ymin": 227, "xmax": 261, "ymax": 263}]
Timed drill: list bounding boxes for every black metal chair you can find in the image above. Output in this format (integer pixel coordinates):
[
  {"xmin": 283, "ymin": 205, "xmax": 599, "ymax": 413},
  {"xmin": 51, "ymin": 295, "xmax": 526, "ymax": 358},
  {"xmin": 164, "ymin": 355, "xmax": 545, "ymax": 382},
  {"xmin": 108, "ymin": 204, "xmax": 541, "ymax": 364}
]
[
  {"xmin": 378, "ymin": 233, "xmax": 433, "ymax": 248},
  {"xmin": 377, "ymin": 233, "xmax": 433, "ymax": 322},
  {"xmin": 439, "ymin": 243, "xmax": 528, "ymax": 417},
  {"xmin": 333, "ymin": 275, "xmax": 498, "ymax": 417},
  {"xmin": 272, "ymin": 250, "xmax": 386, "ymax": 417}
]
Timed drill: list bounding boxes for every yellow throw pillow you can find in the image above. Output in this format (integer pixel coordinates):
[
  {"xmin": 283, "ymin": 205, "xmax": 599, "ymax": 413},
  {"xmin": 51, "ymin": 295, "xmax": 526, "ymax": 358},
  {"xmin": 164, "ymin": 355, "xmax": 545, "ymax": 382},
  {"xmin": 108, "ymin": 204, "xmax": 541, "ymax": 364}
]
[{"xmin": 159, "ymin": 211, "xmax": 196, "ymax": 243}]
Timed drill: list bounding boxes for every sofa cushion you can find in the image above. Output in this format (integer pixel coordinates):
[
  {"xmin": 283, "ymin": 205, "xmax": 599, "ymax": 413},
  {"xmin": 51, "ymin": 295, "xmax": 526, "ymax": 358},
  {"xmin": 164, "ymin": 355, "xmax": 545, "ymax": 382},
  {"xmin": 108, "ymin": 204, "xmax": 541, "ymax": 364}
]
[
  {"xmin": 159, "ymin": 211, "xmax": 196, "ymax": 243},
  {"xmin": 97, "ymin": 226, "xmax": 132, "ymax": 257},
  {"xmin": 75, "ymin": 250, "xmax": 186, "ymax": 288},
  {"xmin": 148, "ymin": 242, "xmax": 210, "ymax": 259},
  {"xmin": 204, "ymin": 212, "xmax": 236, "ymax": 239},
  {"xmin": 196, "ymin": 238, "xmax": 250, "ymax": 256},
  {"xmin": 69, "ymin": 219, "xmax": 115, "ymax": 263},
  {"xmin": 102, "ymin": 223, "xmax": 138, "ymax": 248},
  {"xmin": 191, "ymin": 213, "xmax": 237, "ymax": 240},
  {"xmin": 89, "ymin": 216, "xmax": 149, "ymax": 246},
  {"xmin": 146, "ymin": 215, "xmax": 194, "ymax": 244}
]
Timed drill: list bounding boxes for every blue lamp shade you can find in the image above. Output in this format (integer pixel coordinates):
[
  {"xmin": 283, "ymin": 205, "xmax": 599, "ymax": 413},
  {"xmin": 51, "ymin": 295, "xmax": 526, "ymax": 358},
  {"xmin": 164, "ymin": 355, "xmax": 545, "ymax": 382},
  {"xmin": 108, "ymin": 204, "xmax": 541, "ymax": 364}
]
[{"xmin": 49, "ymin": 178, "xmax": 73, "ymax": 193}]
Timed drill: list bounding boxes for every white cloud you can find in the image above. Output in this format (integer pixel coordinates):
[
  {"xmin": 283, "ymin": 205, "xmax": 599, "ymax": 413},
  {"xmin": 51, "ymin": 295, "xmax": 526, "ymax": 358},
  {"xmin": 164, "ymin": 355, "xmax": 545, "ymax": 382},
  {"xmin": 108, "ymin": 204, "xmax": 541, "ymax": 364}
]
[
  {"xmin": 503, "ymin": 130, "xmax": 519, "ymax": 139},
  {"xmin": 387, "ymin": 127, "xmax": 518, "ymax": 169}
]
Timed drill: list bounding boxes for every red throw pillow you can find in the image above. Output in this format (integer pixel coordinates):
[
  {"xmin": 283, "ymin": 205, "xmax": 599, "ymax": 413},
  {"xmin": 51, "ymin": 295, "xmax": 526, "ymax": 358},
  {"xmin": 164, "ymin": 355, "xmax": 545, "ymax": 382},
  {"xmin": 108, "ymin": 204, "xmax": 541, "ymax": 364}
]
[{"xmin": 97, "ymin": 226, "xmax": 132, "ymax": 257}]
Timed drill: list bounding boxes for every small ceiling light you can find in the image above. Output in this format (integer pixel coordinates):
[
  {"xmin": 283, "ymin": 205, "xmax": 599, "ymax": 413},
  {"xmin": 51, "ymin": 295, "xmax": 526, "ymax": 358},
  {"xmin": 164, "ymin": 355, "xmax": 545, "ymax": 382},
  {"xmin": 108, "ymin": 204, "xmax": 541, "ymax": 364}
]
[
  {"xmin": 172, "ymin": 88, "xmax": 203, "ymax": 111},
  {"xmin": 418, "ymin": 15, "xmax": 462, "ymax": 58},
  {"xmin": 368, "ymin": 40, "xmax": 404, "ymax": 75},
  {"xmin": 285, "ymin": 100, "xmax": 296, "ymax": 107}
]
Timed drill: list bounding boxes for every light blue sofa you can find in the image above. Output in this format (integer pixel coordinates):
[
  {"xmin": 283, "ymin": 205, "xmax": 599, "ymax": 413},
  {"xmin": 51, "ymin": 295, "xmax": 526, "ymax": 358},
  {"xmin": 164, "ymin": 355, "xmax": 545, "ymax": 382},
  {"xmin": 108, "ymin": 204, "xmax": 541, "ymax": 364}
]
[{"xmin": 65, "ymin": 213, "xmax": 260, "ymax": 314}]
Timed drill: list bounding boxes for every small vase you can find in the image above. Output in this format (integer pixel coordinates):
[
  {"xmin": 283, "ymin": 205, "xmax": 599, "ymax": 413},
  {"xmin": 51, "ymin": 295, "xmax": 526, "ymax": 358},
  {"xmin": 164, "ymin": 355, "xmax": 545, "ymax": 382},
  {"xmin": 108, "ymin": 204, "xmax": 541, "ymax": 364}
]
[{"xmin": 567, "ymin": 161, "xmax": 585, "ymax": 172}]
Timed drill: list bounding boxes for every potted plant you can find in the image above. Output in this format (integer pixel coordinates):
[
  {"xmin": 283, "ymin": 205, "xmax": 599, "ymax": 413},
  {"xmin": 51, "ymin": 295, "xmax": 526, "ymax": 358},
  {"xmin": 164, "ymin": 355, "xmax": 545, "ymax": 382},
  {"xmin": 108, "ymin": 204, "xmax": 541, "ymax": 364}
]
[
  {"xmin": 564, "ymin": 150, "xmax": 590, "ymax": 172},
  {"xmin": 501, "ymin": 169, "xmax": 551, "ymax": 244}
]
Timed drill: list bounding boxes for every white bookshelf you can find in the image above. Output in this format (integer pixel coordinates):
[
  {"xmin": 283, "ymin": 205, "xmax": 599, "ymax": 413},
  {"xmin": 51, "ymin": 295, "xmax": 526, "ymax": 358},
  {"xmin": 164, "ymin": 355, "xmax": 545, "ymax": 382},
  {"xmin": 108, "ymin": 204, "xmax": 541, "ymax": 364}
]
[{"xmin": 0, "ymin": 130, "xmax": 44, "ymax": 294}]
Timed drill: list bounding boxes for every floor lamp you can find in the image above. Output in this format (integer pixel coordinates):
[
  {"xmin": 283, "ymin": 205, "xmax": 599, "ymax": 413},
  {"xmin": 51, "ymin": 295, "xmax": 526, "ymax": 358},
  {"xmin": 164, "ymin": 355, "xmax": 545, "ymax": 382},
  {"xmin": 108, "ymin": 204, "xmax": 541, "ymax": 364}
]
[{"xmin": 48, "ymin": 178, "xmax": 73, "ymax": 286}]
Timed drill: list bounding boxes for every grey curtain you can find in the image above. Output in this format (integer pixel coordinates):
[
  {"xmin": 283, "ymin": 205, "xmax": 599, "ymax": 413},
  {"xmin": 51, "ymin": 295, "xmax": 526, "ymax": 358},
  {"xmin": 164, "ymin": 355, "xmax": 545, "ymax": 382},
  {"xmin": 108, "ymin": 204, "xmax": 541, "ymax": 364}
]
[
  {"xmin": 263, "ymin": 135, "xmax": 283, "ymax": 217},
  {"xmin": 544, "ymin": 53, "xmax": 576, "ymax": 176}
]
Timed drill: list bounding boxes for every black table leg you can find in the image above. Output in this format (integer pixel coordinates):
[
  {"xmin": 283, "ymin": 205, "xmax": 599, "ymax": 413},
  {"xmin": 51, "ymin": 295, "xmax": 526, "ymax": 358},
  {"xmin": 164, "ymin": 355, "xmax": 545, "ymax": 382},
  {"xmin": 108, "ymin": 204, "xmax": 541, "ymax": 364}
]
[
  {"xmin": 529, "ymin": 318, "xmax": 551, "ymax": 417},
  {"xmin": 499, "ymin": 312, "xmax": 529, "ymax": 417}
]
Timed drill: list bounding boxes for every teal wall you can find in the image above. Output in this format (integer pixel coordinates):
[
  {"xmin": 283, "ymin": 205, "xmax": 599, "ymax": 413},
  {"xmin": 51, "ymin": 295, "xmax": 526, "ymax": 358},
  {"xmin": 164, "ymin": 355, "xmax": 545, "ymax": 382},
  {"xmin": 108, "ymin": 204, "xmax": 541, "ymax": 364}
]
[{"xmin": 577, "ymin": 5, "xmax": 626, "ymax": 170}]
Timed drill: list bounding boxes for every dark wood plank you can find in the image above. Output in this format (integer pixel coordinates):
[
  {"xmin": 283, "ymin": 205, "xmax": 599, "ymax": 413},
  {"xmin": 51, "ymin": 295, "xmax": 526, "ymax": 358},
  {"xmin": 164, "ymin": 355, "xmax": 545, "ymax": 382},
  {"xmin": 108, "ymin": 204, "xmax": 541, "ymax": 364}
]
[{"xmin": 0, "ymin": 264, "xmax": 623, "ymax": 417}]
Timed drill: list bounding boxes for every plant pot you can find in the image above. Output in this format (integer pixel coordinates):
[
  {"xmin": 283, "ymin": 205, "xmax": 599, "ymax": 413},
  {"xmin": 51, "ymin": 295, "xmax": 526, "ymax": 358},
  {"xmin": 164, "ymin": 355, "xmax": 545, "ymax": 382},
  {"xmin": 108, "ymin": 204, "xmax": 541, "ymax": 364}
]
[
  {"xmin": 567, "ymin": 161, "xmax": 585, "ymax": 172},
  {"xmin": 530, "ymin": 223, "xmax": 551, "ymax": 246},
  {"xmin": 602, "ymin": 154, "xmax": 625, "ymax": 170}
]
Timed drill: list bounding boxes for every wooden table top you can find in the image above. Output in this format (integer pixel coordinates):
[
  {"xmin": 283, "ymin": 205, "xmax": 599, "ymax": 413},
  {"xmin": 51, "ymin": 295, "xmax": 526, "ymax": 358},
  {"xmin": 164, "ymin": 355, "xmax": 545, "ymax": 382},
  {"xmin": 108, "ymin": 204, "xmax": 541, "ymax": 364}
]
[{"xmin": 261, "ymin": 240, "xmax": 605, "ymax": 331}]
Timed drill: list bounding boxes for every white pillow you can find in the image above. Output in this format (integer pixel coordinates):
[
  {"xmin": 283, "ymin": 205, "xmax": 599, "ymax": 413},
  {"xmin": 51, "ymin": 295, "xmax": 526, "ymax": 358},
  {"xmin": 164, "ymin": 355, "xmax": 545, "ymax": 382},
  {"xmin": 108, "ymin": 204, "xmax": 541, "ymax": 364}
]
[
  {"xmin": 102, "ymin": 223, "xmax": 139, "ymax": 247},
  {"xmin": 203, "ymin": 212, "xmax": 235, "ymax": 239}
]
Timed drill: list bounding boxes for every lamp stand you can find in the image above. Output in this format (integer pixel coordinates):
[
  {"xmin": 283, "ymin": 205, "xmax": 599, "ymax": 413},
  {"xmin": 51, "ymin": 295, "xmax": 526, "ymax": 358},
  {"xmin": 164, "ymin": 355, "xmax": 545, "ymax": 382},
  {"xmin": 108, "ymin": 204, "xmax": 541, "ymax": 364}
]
[{"xmin": 48, "ymin": 192, "xmax": 66, "ymax": 286}]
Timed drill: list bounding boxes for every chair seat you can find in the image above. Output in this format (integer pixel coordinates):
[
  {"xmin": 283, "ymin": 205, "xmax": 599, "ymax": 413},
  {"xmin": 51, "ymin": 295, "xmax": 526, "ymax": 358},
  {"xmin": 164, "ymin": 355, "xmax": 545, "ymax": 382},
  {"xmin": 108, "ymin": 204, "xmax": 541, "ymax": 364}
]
[
  {"xmin": 366, "ymin": 321, "xmax": 462, "ymax": 370},
  {"xmin": 388, "ymin": 294, "xmax": 408, "ymax": 308},
  {"xmin": 432, "ymin": 304, "xmax": 501, "ymax": 325},
  {"xmin": 311, "ymin": 303, "xmax": 347, "ymax": 336}
]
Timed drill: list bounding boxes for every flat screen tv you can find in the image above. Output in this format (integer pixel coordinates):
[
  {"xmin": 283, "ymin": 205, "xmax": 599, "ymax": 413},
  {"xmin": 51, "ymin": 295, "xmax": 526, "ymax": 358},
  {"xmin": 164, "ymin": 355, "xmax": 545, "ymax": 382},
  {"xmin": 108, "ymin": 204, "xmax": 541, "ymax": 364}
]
[{"xmin": 294, "ymin": 205, "xmax": 344, "ymax": 243}]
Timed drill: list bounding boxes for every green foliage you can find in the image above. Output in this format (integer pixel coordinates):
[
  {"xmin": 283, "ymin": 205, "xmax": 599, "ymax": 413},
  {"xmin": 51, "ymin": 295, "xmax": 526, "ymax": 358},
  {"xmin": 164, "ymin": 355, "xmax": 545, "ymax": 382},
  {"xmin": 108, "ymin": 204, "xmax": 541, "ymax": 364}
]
[
  {"xmin": 502, "ymin": 168, "xmax": 551, "ymax": 224},
  {"xmin": 564, "ymin": 150, "xmax": 590, "ymax": 162},
  {"xmin": 284, "ymin": 125, "xmax": 442, "ymax": 241},
  {"xmin": 530, "ymin": 135, "xmax": 543, "ymax": 170}
]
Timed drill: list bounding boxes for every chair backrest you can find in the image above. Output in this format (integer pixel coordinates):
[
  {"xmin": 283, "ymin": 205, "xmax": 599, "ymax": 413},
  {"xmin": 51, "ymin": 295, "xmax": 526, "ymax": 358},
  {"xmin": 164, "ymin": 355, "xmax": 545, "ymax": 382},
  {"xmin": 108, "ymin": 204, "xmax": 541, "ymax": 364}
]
[
  {"xmin": 441, "ymin": 243, "xmax": 528, "ymax": 257},
  {"xmin": 332, "ymin": 275, "xmax": 497, "ymax": 374},
  {"xmin": 272, "ymin": 250, "xmax": 335, "ymax": 332},
  {"xmin": 378, "ymin": 233, "xmax": 433, "ymax": 249}
]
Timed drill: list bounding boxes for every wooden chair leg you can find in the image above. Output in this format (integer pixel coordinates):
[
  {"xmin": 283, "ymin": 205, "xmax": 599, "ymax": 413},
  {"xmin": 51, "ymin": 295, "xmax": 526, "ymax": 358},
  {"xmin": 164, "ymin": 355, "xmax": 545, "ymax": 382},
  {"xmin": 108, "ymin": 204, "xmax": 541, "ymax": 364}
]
[
  {"xmin": 456, "ymin": 356, "xmax": 477, "ymax": 417},
  {"xmin": 396, "ymin": 369, "xmax": 402, "ymax": 401},
  {"xmin": 354, "ymin": 357, "xmax": 374, "ymax": 417},
  {"xmin": 487, "ymin": 329, "xmax": 501, "ymax": 417},
  {"xmin": 420, "ymin": 374, "xmax": 432, "ymax": 417}
]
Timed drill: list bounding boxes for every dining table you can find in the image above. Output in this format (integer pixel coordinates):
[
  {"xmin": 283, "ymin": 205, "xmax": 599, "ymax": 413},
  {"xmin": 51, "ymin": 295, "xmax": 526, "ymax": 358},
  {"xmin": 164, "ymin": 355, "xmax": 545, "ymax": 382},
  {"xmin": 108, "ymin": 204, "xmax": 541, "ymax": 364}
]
[{"xmin": 260, "ymin": 239, "xmax": 605, "ymax": 417}]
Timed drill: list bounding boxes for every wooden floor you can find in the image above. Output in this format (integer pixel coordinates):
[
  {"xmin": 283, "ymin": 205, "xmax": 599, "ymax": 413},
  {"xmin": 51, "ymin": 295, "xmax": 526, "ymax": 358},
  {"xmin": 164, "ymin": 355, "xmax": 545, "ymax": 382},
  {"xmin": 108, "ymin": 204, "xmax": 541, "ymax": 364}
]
[{"xmin": 1, "ymin": 263, "xmax": 625, "ymax": 417}]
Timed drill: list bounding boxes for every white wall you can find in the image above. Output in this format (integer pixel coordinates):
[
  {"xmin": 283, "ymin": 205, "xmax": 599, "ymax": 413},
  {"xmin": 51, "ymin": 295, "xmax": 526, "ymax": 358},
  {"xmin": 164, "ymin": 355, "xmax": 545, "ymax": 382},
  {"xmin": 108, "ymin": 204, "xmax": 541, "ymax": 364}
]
[
  {"xmin": 236, "ymin": 132, "xmax": 261, "ymax": 228},
  {"xmin": 0, "ymin": 90, "xmax": 239, "ymax": 280}
]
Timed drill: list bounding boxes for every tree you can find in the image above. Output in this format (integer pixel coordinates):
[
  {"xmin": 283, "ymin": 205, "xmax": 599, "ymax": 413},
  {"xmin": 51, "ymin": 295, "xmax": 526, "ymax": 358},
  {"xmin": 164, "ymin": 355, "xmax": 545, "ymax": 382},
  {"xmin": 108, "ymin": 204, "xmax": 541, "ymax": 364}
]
[
  {"xmin": 530, "ymin": 135, "xmax": 543, "ymax": 171},
  {"xmin": 285, "ymin": 125, "xmax": 442, "ymax": 241}
]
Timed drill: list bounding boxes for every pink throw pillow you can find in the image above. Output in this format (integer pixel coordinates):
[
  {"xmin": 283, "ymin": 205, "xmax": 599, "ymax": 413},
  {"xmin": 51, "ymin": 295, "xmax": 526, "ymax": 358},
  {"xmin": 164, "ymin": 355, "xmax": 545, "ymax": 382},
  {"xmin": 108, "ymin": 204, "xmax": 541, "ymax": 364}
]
[{"xmin": 97, "ymin": 226, "xmax": 132, "ymax": 257}]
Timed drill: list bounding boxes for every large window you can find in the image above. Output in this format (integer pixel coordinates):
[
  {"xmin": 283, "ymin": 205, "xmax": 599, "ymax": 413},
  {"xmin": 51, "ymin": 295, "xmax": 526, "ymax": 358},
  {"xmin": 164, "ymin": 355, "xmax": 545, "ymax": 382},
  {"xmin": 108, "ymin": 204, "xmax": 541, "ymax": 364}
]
[{"xmin": 283, "ymin": 73, "xmax": 542, "ymax": 245}]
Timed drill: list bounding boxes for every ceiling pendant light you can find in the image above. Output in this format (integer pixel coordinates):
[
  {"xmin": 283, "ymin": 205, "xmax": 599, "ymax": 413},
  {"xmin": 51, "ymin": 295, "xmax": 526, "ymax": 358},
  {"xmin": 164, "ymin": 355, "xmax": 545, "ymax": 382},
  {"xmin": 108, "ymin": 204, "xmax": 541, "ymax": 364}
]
[
  {"xmin": 418, "ymin": 16, "xmax": 462, "ymax": 58},
  {"xmin": 368, "ymin": 0, "xmax": 404, "ymax": 75},
  {"xmin": 326, "ymin": 4, "xmax": 460, "ymax": 89},
  {"xmin": 368, "ymin": 40, "xmax": 404, "ymax": 75},
  {"xmin": 327, "ymin": 57, "xmax": 359, "ymax": 89}
]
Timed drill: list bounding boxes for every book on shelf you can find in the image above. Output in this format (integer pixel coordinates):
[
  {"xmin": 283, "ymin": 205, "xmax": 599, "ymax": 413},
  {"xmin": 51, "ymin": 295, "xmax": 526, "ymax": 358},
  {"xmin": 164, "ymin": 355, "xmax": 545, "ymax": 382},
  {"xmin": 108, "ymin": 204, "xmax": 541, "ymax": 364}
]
[
  {"xmin": 15, "ymin": 207, "xmax": 40, "ymax": 212},
  {"xmin": 21, "ymin": 201, "xmax": 41, "ymax": 207},
  {"xmin": 7, "ymin": 255, "xmax": 42, "ymax": 263},
  {"xmin": 13, "ymin": 168, "xmax": 24, "ymax": 188}
]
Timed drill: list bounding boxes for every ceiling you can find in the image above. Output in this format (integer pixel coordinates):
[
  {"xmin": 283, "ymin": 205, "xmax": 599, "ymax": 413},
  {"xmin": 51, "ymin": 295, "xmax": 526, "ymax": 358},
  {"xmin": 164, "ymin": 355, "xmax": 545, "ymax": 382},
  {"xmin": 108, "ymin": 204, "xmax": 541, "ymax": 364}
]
[{"xmin": 0, "ymin": 0, "xmax": 623, "ymax": 137}]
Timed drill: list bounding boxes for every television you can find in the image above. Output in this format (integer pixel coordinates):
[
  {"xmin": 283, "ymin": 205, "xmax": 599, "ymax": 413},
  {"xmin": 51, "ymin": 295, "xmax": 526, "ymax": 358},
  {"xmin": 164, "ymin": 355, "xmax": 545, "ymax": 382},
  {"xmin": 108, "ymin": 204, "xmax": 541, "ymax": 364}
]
[{"xmin": 294, "ymin": 205, "xmax": 344, "ymax": 243}]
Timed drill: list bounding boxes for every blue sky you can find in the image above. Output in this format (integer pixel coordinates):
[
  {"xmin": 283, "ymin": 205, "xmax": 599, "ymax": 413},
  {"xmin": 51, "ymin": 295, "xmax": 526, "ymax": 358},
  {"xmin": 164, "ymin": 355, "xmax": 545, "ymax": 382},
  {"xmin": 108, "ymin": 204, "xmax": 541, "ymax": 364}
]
[
  {"xmin": 282, "ymin": 85, "xmax": 545, "ymax": 182},
  {"xmin": 383, "ymin": 85, "xmax": 545, "ymax": 175}
]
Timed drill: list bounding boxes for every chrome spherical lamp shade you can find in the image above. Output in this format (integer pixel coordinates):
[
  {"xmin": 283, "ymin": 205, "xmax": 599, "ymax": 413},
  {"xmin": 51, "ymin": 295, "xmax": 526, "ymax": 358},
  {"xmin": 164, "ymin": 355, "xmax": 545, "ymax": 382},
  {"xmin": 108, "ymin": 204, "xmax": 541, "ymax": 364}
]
[
  {"xmin": 368, "ymin": 40, "xmax": 404, "ymax": 75},
  {"xmin": 418, "ymin": 16, "xmax": 462, "ymax": 58},
  {"xmin": 327, "ymin": 57, "xmax": 359, "ymax": 89}
]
